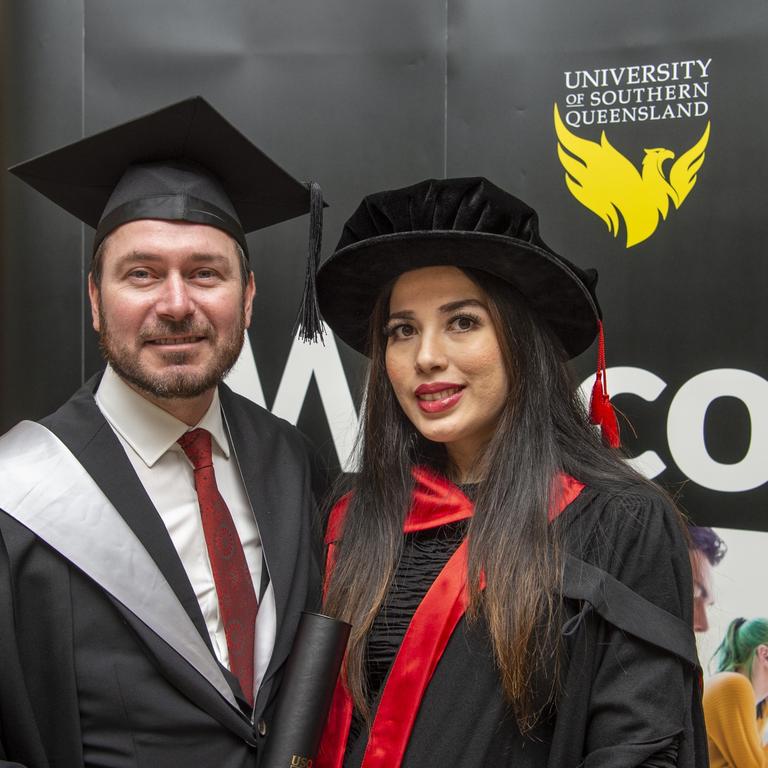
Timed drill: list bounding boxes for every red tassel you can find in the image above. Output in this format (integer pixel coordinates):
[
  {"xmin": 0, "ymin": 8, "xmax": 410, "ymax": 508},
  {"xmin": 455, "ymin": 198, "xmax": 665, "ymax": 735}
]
[{"xmin": 589, "ymin": 322, "xmax": 620, "ymax": 448}]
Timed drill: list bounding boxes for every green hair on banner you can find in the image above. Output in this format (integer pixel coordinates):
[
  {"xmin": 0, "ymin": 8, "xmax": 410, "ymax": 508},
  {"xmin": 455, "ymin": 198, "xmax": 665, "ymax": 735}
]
[{"xmin": 715, "ymin": 617, "xmax": 768, "ymax": 677}]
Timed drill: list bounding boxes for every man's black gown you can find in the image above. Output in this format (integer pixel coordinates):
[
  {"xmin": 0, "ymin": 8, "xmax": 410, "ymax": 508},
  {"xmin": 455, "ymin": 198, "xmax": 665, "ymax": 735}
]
[{"xmin": 0, "ymin": 374, "xmax": 322, "ymax": 768}]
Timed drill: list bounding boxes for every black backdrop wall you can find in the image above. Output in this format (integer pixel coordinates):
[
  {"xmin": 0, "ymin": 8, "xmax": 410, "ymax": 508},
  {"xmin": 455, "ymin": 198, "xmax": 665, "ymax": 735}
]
[{"xmin": 3, "ymin": 0, "xmax": 767, "ymax": 530}]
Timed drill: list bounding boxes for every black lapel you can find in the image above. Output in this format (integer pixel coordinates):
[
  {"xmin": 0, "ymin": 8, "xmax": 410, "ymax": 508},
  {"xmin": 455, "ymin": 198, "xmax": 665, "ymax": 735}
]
[
  {"xmin": 219, "ymin": 385, "xmax": 312, "ymax": 702},
  {"xmin": 41, "ymin": 374, "xmax": 214, "ymax": 655}
]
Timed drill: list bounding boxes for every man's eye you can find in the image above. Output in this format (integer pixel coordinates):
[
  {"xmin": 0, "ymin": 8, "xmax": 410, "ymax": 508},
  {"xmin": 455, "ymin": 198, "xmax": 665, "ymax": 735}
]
[
  {"xmin": 128, "ymin": 269, "xmax": 152, "ymax": 279},
  {"xmin": 192, "ymin": 268, "xmax": 222, "ymax": 281}
]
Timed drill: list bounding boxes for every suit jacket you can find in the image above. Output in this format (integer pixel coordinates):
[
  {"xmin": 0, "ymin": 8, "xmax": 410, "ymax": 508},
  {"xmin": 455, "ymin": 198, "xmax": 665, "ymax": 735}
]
[{"xmin": 0, "ymin": 374, "xmax": 322, "ymax": 768}]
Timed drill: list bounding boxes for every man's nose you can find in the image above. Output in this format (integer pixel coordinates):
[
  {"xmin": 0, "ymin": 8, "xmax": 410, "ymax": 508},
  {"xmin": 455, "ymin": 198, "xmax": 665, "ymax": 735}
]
[{"xmin": 155, "ymin": 274, "xmax": 195, "ymax": 320}]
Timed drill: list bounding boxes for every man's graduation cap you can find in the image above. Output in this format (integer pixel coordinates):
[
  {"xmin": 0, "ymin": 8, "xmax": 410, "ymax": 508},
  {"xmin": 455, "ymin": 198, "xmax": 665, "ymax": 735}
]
[{"xmin": 9, "ymin": 96, "xmax": 326, "ymax": 338}]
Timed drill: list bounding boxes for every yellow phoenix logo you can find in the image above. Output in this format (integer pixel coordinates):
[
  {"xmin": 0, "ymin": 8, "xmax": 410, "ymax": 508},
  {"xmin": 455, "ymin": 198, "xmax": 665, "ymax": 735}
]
[{"xmin": 554, "ymin": 104, "xmax": 710, "ymax": 247}]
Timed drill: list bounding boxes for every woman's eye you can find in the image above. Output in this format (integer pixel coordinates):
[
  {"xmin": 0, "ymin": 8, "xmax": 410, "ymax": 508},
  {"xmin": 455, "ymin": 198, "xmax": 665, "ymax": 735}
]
[
  {"xmin": 387, "ymin": 323, "xmax": 416, "ymax": 339},
  {"xmin": 450, "ymin": 314, "xmax": 478, "ymax": 331}
]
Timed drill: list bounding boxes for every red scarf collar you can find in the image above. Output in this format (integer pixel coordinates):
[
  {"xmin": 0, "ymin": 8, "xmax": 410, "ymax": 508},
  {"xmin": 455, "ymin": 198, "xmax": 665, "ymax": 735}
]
[{"xmin": 319, "ymin": 467, "xmax": 584, "ymax": 768}]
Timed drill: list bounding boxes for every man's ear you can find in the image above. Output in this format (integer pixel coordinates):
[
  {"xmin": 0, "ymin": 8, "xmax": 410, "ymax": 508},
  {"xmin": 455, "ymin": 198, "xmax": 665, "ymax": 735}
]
[
  {"xmin": 87, "ymin": 273, "xmax": 101, "ymax": 332},
  {"xmin": 243, "ymin": 271, "xmax": 256, "ymax": 329}
]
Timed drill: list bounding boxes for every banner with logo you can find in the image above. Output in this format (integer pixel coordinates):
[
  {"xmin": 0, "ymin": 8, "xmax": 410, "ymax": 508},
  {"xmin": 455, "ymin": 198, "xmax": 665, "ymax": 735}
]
[
  {"xmin": 443, "ymin": 1, "xmax": 768, "ymax": 682},
  {"xmin": 445, "ymin": 1, "xmax": 767, "ymax": 533}
]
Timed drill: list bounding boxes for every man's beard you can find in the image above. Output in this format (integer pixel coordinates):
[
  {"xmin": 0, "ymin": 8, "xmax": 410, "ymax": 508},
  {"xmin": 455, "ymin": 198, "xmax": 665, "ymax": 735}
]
[{"xmin": 98, "ymin": 308, "xmax": 246, "ymax": 400}]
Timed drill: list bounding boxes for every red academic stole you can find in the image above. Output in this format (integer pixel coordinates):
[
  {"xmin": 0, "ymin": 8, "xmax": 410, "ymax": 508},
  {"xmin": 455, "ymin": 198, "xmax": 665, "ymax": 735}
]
[{"xmin": 317, "ymin": 467, "xmax": 585, "ymax": 768}]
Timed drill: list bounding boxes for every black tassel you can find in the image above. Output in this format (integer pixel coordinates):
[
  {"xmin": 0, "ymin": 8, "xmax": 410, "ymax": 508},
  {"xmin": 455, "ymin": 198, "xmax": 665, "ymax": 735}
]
[{"xmin": 293, "ymin": 181, "xmax": 326, "ymax": 344}]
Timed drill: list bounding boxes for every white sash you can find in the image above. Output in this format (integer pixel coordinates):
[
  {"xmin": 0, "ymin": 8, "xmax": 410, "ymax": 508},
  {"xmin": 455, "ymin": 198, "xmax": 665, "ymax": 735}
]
[{"xmin": 0, "ymin": 420, "xmax": 238, "ymax": 709}]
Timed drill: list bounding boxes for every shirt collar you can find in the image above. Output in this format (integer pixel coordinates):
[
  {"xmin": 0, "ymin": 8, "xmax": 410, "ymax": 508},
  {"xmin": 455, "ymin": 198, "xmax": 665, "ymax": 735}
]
[{"xmin": 95, "ymin": 365, "xmax": 231, "ymax": 467}]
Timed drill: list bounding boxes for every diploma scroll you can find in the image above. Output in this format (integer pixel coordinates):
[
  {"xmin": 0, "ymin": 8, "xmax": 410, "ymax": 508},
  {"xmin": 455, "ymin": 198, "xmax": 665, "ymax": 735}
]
[{"xmin": 259, "ymin": 611, "xmax": 350, "ymax": 768}]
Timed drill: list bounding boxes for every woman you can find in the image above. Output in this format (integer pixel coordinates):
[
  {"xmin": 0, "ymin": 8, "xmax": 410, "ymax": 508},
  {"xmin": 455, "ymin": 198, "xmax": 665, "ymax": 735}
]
[
  {"xmin": 309, "ymin": 177, "xmax": 706, "ymax": 767},
  {"xmin": 704, "ymin": 618, "xmax": 768, "ymax": 767}
]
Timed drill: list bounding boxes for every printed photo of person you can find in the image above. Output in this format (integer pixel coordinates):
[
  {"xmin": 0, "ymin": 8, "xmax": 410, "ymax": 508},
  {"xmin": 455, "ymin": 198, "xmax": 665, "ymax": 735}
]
[
  {"xmin": 703, "ymin": 618, "xmax": 768, "ymax": 767},
  {"xmin": 688, "ymin": 526, "xmax": 727, "ymax": 634},
  {"xmin": 690, "ymin": 525, "xmax": 768, "ymax": 764}
]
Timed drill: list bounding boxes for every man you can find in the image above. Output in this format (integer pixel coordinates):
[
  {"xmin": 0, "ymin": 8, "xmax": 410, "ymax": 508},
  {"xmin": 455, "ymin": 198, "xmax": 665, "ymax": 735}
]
[
  {"xmin": 0, "ymin": 98, "xmax": 322, "ymax": 767},
  {"xmin": 688, "ymin": 525, "xmax": 727, "ymax": 633}
]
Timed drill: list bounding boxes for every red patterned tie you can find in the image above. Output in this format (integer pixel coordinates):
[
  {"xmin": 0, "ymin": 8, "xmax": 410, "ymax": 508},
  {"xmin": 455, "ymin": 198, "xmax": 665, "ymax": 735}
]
[{"xmin": 178, "ymin": 428, "xmax": 257, "ymax": 706}]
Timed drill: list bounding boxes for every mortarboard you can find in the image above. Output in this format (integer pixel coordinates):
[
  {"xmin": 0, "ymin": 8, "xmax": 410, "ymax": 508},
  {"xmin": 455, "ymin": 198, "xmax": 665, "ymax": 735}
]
[
  {"xmin": 8, "ymin": 96, "xmax": 320, "ymax": 261},
  {"xmin": 10, "ymin": 96, "xmax": 327, "ymax": 339}
]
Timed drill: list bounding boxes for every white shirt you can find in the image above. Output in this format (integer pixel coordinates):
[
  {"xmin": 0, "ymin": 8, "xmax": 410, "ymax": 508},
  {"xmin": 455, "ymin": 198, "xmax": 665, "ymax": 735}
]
[{"xmin": 95, "ymin": 365, "xmax": 275, "ymax": 696}]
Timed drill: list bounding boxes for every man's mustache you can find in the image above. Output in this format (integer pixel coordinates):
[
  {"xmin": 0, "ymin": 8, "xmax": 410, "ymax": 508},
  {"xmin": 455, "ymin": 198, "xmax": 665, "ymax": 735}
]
[{"xmin": 138, "ymin": 319, "xmax": 213, "ymax": 341}]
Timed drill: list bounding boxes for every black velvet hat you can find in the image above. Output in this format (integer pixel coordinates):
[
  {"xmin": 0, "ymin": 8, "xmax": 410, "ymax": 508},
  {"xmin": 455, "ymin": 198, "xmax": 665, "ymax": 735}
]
[
  {"xmin": 8, "ymin": 96, "xmax": 319, "ymax": 260},
  {"xmin": 316, "ymin": 177, "xmax": 600, "ymax": 359}
]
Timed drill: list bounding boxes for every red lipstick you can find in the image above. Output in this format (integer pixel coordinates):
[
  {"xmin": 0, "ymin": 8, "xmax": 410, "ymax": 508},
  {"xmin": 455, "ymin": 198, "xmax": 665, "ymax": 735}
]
[
  {"xmin": 415, "ymin": 381, "xmax": 463, "ymax": 395},
  {"xmin": 415, "ymin": 382, "xmax": 465, "ymax": 413}
]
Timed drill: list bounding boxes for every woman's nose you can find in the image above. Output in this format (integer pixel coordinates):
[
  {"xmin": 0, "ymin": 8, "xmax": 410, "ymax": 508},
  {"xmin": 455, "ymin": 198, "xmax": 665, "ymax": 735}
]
[{"xmin": 414, "ymin": 330, "xmax": 448, "ymax": 373}]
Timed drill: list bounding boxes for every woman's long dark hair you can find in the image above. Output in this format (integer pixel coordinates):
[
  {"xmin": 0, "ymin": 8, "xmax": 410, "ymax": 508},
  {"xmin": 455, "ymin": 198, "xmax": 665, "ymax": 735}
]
[{"xmin": 324, "ymin": 266, "xmax": 652, "ymax": 730}]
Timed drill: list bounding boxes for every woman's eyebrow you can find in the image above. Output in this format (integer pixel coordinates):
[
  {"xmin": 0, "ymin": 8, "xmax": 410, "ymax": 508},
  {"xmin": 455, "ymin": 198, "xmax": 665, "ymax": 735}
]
[
  {"xmin": 388, "ymin": 298, "xmax": 487, "ymax": 320},
  {"xmin": 438, "ymin": 298, "xmax": 487, "ymax": 313},
  {"xmin": 387, "ymin": 310, "xmax": 416, "ymax": 321}
]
